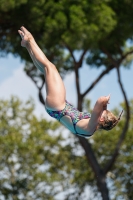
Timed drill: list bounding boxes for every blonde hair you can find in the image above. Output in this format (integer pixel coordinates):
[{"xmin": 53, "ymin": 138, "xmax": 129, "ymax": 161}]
[{"xmin": 98, "ymin": 110, "xmax": 123, "ymax": 131}]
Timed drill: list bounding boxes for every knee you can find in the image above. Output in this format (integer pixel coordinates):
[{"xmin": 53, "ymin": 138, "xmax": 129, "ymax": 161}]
[{"xmin": 46, "ymin": 62, "xmax": 56, "ymax": 69}]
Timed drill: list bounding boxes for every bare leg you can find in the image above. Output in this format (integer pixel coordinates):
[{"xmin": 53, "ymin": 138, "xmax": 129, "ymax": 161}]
[
  {"xmin": 18, "ymin": 26, "xmax": 66, "ymax": 110},
  {"xmin": 27, "ymin": 47, "xmax": 45, "ymax": 74}
]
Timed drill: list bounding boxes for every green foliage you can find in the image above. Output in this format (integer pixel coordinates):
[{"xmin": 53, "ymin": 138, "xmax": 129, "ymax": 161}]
[
  {"xmin": 0, "ymin": 0, "xmax": 132, "ymax": 76},
  {"xmin": 0, "ymin": 96, "xmax": 61, "ymax": 199},
  {"xmin": 86, "ymin": 0, "xmax": 133, "ymax": 69},
  {"xmin": 0, "ymin": 97, "xmax": 133, "ymax": 199},
  {"xmin": 83, "ymin": 98, "xmax": 91, "ymax": 113},
  {"xmin": 0, "ymin": 0, "xmax": 27, "ymax": 12},
  {"xmin": 0, "ymin": 0, "xmax": 118, "ymax": 66},
  {"xmin": 0, "ymin": 0, "xmax": 133, "ymax": 73},
  {"xmin": 0, "ymin": 97, "xmax": 95, "ymax": 199}
]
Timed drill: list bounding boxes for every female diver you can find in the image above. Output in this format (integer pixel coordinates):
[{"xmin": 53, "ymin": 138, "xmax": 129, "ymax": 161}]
[{"xmin": 18, "ymin": 26, "xmax": 123, "ymax": 138}]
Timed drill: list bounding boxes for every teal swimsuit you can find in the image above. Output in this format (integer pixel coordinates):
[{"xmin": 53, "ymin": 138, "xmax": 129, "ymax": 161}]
[{"xmin": 46, "ymin": 100, "xmax": 92, "ymax": 137}]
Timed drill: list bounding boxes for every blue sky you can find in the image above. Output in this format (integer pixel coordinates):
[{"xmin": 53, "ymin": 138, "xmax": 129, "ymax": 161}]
[{"xmin": 0, "ymin": 53, "xmax": 133, "ymax": 118}]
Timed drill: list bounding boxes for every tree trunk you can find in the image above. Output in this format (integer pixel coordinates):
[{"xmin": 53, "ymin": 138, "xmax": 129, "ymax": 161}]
[
  {"xmin": 79, "ymin": 136, "xmax": 110, "ymax": 200},
  {"xmin": 97, "ymin": 175, "xmax": 110, "ymax": 200}
]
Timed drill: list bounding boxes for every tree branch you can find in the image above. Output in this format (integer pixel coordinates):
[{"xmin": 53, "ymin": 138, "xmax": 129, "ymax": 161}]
[
  {"xmin": 64, "ymin": 43, "xmax": 82, "ymax": 100},
  {"xmin": 26, "ymin": 66, "xmax": 46, "ymax": 106},
  {"xmin": 78, "ymin": 136, "xmax": 103, "ymax": 178},
  {"xmin": 101, "ymin": 47, "xmax": 117, "ymax": 66},
  {"xmin": 120, "ymin": 49, "xmax": 133, "ymax": 62},
  {"xmin": 82, "ymin": 65, "xmax": 114, "ymax": 98},
  {"xmin": 26, "ymin": 67, "xmax": 38, "ymax": 86},
  {"xmin": 75, "ymin": 66, "xmax": 81, "ymax": 101},
  {"xmin": 38, "ymin": 79, "xmax": 45, "ymax": 106},
  {"xmin": 77, "ymin": 49, "xmax": 88, "ymax": 68},
  {"xmin": 104, "ymin": 67, "xmax": 130, "ymax": 174},
  {"xmin": 63, "ymin": 43, "xmax": 76, "ymax": 64}
]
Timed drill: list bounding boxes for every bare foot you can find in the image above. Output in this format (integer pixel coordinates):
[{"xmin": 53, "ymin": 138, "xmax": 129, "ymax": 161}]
[{"xmin": 18, "ymin": 26, "xmax": 34, "ymax": 47}]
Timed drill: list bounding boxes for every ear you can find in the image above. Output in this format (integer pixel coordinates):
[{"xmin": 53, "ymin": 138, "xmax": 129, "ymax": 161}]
[{"xmin": 99, "ymin": 116, "xmax": 105, "ymax": 122}]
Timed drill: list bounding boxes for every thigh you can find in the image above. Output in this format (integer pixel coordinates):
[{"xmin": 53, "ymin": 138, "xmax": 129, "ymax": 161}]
[{"xmin": 44, "ymin": 63, "xmax": 66, "ymax": 110}]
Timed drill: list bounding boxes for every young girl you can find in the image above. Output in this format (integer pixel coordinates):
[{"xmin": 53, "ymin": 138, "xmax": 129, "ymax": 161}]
[{"xmin": 18, "ymin": 26, "xmax": 122, "ymax": 138}]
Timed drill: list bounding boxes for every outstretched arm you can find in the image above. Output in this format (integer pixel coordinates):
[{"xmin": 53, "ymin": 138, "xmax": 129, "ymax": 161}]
[{"xmin": 88, "ymin": 95, "xmax": 110, "ymax": 133}]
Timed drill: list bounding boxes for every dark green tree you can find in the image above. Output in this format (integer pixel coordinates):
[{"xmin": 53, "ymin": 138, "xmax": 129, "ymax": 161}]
[{"xmin": 0, "ymin": 0, "xmax": 133, "ymax": 199}]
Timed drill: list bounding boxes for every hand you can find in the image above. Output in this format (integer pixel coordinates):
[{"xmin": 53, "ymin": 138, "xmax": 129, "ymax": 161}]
[
  {"xmin": 103, "ymin": 94, "xmax": 110, "ymax": 110},
  {"xmin": 18, "ymin": 26, "xmax": 34, "ymax": 47},
  {"xmin": 97, "ymin": 95, "xmax": 110, "ymax": 110}
]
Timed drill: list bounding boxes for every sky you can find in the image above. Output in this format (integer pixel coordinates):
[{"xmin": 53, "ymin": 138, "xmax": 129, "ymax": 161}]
[{"xmin": 0, "ymin": 53, "xmax": 133, "ymax": 120}]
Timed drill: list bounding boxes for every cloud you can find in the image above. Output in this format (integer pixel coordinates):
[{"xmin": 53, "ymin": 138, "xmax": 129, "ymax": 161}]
[
  {"xmin": 0, "ymin": 66, "xmax": 34, "ymax": 98},
  {"xmin": 0, "ymin": 66, "xmax": 52, "ymax": 119},
  {"xmin": 0, "ymin": 54, "xmax": 22, "ymax": 83}
]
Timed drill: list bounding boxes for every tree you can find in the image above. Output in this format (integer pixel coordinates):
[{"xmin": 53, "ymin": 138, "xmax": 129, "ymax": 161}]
[{"xmin": 0, "ymin": 0, "xmax": 133, "ymax": 199}]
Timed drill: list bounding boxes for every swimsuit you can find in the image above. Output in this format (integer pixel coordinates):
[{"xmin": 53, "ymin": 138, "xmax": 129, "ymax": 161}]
[{"xmin": 46, "ymin": 100, "xmax": 91, "ymax": 137}]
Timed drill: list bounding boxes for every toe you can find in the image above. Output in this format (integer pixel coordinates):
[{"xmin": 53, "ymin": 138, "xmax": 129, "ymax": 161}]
[
  {"xmin": 18, "ymin": 30, "xmax": 24, "ymax": 38},
  {"xmin": 21, "ymin": 26, "xmax": 29, "ymax": 34}
]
